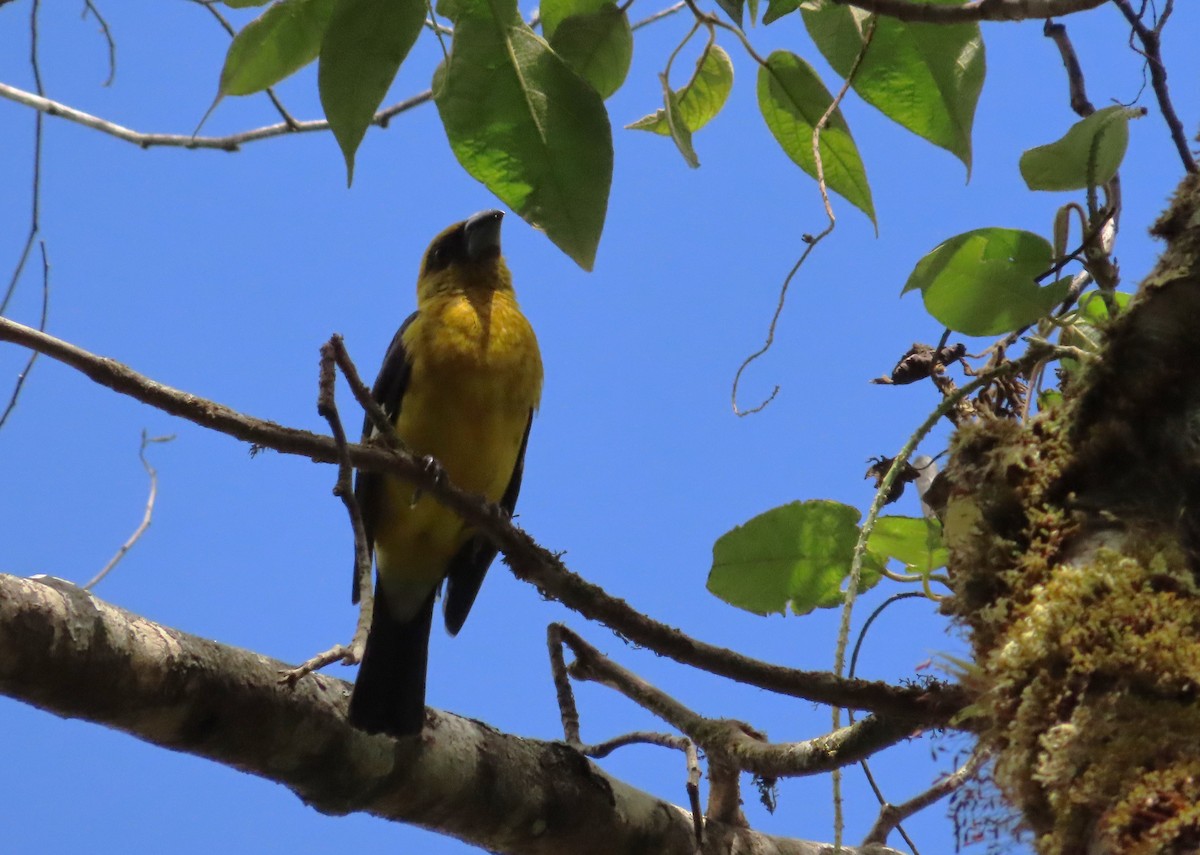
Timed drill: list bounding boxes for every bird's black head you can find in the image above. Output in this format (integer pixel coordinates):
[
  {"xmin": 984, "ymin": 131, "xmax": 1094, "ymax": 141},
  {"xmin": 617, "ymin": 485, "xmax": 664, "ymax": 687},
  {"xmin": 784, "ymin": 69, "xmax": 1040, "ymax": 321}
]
[{"xmin": 420, "ymin": 210, "xmax": 505, "ymax": 279}]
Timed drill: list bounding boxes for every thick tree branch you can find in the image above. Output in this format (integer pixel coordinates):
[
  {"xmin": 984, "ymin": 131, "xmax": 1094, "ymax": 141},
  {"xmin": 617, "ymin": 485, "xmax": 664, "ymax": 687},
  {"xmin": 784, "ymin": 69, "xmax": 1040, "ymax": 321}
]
[
  {"xmin": 0, "ymin": 316, "xmax": 966, "ymax": 723},
  {"xmin": 0, "ymin": 574, "xmax": 898, "ymax": 855},
  {"xmin": 832, "ymin": 0, "xmax": 1104, "ymax": 23}
]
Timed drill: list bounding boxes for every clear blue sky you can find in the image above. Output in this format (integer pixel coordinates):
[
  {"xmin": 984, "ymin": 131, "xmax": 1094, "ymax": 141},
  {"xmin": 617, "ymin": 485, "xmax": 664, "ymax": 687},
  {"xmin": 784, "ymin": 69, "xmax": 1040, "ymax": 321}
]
[{"xmin": 1, "ymin": 1, "xmax": 1196, "ymax": 852}]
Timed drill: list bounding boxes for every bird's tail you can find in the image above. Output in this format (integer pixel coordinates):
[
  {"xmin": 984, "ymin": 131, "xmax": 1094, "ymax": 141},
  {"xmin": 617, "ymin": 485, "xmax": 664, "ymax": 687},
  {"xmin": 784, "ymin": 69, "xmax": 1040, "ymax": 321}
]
[{"xmin": 348, "ymin": 583, "xmax": 434, "ymax": 738}]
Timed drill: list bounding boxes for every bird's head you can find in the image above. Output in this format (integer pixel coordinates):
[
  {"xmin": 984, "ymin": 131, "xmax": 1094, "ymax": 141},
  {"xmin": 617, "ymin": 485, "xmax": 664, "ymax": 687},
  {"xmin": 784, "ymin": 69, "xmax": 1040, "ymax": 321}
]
[{"xmin": 417, "ymin": 209, "xmax": 513, "ymax": 300}]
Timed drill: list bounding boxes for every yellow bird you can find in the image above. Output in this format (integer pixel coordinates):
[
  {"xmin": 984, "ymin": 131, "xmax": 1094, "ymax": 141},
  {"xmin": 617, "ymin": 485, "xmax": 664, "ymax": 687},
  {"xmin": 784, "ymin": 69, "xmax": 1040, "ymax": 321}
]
[{"xmin": 348, "ymin": 210, "xmax": 543, "ymax": 737}]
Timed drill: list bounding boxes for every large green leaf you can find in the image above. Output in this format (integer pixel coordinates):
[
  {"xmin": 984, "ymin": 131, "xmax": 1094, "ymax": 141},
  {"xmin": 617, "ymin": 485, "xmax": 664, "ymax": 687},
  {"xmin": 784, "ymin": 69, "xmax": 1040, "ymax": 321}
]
[
  {"xmin": 868, "ymin": 516, "xmax": 947, "ymax": 575},
  {"xmin": 627, "ymin": 43, "xmax": 733, "ymax": 143},
  {"xmin": 802, "ymin": 2, "xmax": 984, "ymax": 173},
  {"xmin": 763, "ymin": 0, "xmax": 798, "ymax": 25},
  {"xmin": 435, "ymin": 0, "xmax": 612, "ymax": 270},
  {"xmin": 902, "ymin": 228, "xmax": 1070, "ymax": 336},
  {"xmin": 757, "ymin": 51, "xmax": 875, "ymax": 227},
  {"xmin": 318, "ymin": 0, "xmax": 426, "ymax": 184},
  {"xmin": 548, "ymin": 4, "xmax": 632, "ymax": 99},
  {"xmin": 1020, "ymin": 106, "xmax": 1135, "ymax": 192},
  {"xmin": 539, "ymin": 0, "xmax": 607, "ymax": 38},
  {"xmin": 708, "ymin": 500, "xmax": 883, "ymax": 616},
  {"xmin": 220, "ymin": 0, "xmax": 335, "ymax": 96}
]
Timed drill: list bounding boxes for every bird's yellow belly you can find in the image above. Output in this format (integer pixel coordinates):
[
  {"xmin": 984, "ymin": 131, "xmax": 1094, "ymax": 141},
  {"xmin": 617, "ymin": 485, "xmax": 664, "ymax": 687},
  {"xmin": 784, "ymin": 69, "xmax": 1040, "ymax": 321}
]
[{"xmin": 372, "ymin": 292, "xmax": 541, "ymax": 619}]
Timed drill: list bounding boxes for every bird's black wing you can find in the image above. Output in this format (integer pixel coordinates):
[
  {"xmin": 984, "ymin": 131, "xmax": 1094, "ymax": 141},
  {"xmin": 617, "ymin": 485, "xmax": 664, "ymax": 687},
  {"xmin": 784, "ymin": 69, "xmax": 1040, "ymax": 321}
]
[
  {"xmin": 352, "ymin": 310, "xmax": 417, "ymax": 604},
  {"xmin": 442, "ymin": 409, "xmax": 534, "ymax": 635}
]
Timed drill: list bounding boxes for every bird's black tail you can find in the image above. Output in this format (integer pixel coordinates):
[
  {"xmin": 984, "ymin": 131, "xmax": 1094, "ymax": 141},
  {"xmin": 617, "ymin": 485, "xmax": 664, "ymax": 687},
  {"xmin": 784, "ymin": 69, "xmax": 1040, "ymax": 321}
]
[{"xmin": 348, "ymin": 583, "xmax": 434, "ymax": 738}]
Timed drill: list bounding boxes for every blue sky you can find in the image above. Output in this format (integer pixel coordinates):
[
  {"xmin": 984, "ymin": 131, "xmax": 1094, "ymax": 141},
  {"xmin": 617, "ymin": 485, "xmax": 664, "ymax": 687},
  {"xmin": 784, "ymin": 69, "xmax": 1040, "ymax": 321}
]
[{"xmin": 1, "ymin": 1, "xmax": 1197, "ymax": 852}]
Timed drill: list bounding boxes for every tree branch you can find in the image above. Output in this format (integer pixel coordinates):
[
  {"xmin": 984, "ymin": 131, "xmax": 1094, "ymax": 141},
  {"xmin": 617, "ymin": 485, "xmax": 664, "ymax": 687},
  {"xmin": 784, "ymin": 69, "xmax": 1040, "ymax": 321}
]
[
  {"xmin": 0, "ymin": 573, "xmax": 898, "ymax": 855},
  {"xmin": 0, "ymin": 316, "xmax": 967, "ymax": 723},
  {"xmin": 561, "ymin": 626, "xmax": 924, "ymax": 779},
  {"xmin": 831, "ymin": 0, "xmax": 1105, "ymax": 23},
  {"xmin": 0, "ymin": 82, "xmax": 431, "ymax": 151}
]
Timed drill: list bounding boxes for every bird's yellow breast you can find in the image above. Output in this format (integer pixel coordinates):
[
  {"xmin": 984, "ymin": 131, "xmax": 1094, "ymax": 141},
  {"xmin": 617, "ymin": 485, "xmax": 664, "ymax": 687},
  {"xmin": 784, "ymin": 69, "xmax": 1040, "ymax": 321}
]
[{"xmin": 373, "ymin": 288, "xmax": 542, "ymax": 615}]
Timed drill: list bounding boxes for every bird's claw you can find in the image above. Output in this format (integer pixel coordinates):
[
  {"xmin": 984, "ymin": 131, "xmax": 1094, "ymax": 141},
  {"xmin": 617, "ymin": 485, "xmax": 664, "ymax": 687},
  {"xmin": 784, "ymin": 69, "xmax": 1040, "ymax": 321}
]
[{"xmin": 420, "ymin": 454, "xmax": 446, "ymax": 485}]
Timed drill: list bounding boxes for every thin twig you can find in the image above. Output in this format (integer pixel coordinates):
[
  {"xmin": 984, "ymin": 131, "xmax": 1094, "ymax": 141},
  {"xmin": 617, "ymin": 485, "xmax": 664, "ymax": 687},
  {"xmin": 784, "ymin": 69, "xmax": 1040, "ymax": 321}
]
[
  {"xmin": 0, "ymin": 241, "xmax": 50, "ymax": 431},
  {"xmin": 632, "ymin": 0, "xmax": 686, "ymax": 29},
  {"xmin": 81, "ymin": 0, "xmax": 116, "ymax": 87},
  {"xmin": 559, "ymin": 625, "xmax": 921, "ymax": 778},
  {"xmin": 861, "ymin": 750, "xmax": 990, "ymax": 846},
  {"xmin": 0, "ymin": 315, "xmax": 969, "ymax": 723},
  {"xmin": 1112, "ymin": 0, "xmax": 1196, "ymax": 173},
  {"xmin": 548, "ymin": 624, "xmax": 704, "ymax": 840},
  {"xmin": 83, "ymin": 431, "xmax": 175, "ymax": 590},
  {"xmin": 729, "ymin": 16, "xmax": 875, "ymax": 417},
  {"xmin": 280, "ymin": 339, "xmax": 375, "ymax": 683},
  {"xmin": 1, "ymin": 1, "xmax": 46, "ymax": 319},
  {"xmin": 0, "ymin": 82, "xmax": 433, "ymax": 152},
  {"xmin": 831, "ymin": 0, "xmax": 1106, "ymax": 23},
  {"xmin": 847, "ymin": 591, "xmax": 928, "ymax": 855}
]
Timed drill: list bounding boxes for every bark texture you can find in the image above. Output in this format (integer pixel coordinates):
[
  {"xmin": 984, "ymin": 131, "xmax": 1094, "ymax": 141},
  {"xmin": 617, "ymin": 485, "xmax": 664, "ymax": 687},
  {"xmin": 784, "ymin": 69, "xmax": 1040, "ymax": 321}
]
[{"xmin": 0, "ymin": 573, "xmax": 897, "ymax": 855}]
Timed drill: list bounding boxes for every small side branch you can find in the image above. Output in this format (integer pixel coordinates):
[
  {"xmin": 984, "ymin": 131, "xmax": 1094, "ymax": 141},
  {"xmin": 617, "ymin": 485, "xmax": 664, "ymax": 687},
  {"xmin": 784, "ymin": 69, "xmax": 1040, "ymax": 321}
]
[
  {"xmin": 280, "ymin": 338, "xmax": 375, "ymax": 684},
  {"xmin": 83, "ymin": 430, "xmax": 175, "ymax": 591},
  {"xmin": 831, "ymin": 0, "xmax": 1105, "ymax": 23},
  {"xmin": 1112, "ymin": 0, "xmax": 1196, "ymax": 174},
  {"xmin": 862, "ymin": 750, "xmax": 990, "ymax": 846},
  {"xmin": 0, "ymin": 82, "xmax": 432, "ymax": 152}
]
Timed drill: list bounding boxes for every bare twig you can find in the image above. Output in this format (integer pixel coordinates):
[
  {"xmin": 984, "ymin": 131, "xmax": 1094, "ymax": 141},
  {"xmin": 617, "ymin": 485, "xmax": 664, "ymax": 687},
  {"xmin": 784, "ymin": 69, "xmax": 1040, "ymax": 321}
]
[
  {"xmin": 1112, "ymin": 0, "xmax": 1196, "ymax": 174},
  {"xmin": 0, "ymin": 82, "xmax": 433, "ymax": 152},
  {"xmin": 1, "ymin": 2, "xmax": 46, "ymax": 319},
  {"xmin": 548, "ymin": 624, "xmax": 704, "ymax": 841},
  {"xmin": 632, "ymin": 0, "xmax": 686, "ymax": 29},
  {"xmin": 280, "ymin": 339, "xmax": 376, "ymax": 684},
  {"xmin": 0, "ymin": 242, "xmax": 49, "ymax": 432},
  {"xmin": 81, "ymin": 0, "xmax": 116, "ymax": 87},
  {"xmin": 831, "ymin": 0, "xmax": 1105, "ymax": 23},
  {"xmin": 0, "ymin": 315, "xmax": 968, "ymax": 723},
  {"xmin": 559, "ymin": 625, "xmax": 922, "ymax": 778},
  {"xmin": 84, "ymin": 431, "xmax": 175, "ymax": 590},
  {"xmin": 1043, "ymin": 19, "xmax": 1094, "ymax": 116},
  {"xmin": 862, "ymin": 750, "xmax": 990, "ymax": 846},
  {"xmin": 729, "ymin": 16, "xmax": 875, "ymax": 417}
]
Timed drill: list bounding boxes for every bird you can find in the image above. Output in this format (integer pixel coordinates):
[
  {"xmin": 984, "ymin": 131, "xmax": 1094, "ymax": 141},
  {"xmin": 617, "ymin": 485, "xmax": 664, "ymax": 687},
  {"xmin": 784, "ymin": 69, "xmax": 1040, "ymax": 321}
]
[{"xmin": 347, "ymin": 209, "xmax": 543, "ymax": 738}]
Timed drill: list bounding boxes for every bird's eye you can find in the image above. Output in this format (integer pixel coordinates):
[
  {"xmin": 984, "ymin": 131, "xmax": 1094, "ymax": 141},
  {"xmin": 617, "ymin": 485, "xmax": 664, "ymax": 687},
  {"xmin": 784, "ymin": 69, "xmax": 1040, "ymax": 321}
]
[{"xmin": 427, "ymin": 245, "xmax": 448, "ymax": 271}]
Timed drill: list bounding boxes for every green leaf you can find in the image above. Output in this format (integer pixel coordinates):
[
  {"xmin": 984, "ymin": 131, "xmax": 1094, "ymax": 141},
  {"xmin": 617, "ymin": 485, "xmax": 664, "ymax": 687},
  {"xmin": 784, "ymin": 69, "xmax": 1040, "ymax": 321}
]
[
  {"xmin": 318, "ymin": 0, "xmax": 426, "ymax": 185},
  {"xmin": 539, "ymin": 0, "xmax": 608, "ymax": 39},
  {"xmin": 219, "ymin": 0, "xmax": 335, "ymax": 97},
  {"xmin": 1019, "ymin": 106, "xmax": 1136, "ymax": 192},
  {"xmin": 434, "ymin": 0, "xmax": 612, "ymax": 270},
  {"xmin": 548, "ymin": 4, "xmax": 632, "ymax": 99},
  {"xmin": 757, "ymin": 50, "xmax": 875, "ymax": 227},
  {"xmin": 626, "ymin": 43, "xmax": 733, "ymax": 140},
  {"xmin": 868, "ymin": 516, "xmax": 947, "ymax": 575},
  {"xmin": 708, "ymin": 500, "xmax": 883, "ymax": 617},
  {"xmin": 713, "ymin": 0, "xmax": 744, "ymax": 26},
  {"xmin": 763, "ymin": 0, "xmax": 798, "ymax": 25},
  {"xmin": 1078, "ymin": 288, "xmax": 1131, "ymax": 323},
  {"xmin": 902, "ymin": 228, "xmax": 1071, "ymax": 336},
  {"xmin": 660, "ymin": 77, "xmax": 699, "ymax": 168},
  {"xmin": 802, "ymin": 2, "xmax": 984, "ymax": 173},
  {"xmin": 223, "ymin": 0, "xmax": 274, "ymax": 7}
]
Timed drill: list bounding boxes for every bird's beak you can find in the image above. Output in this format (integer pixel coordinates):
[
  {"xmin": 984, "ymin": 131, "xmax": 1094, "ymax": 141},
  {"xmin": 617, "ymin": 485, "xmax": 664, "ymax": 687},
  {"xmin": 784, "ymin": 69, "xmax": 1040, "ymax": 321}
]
[{"xmin": 464, "ymin": 209, "xmax": 504, "ymax": 261}]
